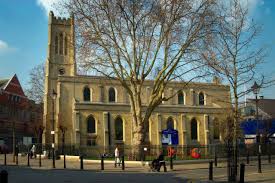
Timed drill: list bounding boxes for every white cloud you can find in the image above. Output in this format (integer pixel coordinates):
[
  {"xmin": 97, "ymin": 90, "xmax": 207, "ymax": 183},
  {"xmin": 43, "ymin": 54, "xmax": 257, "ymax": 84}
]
[
  {"xmin": 240, "ymin": 0, "xmax": 262, "ymax": 15},
  {"xmin": 0, "ymin": 40, "xmax": 8, "ymax": 50},
  {"xmin": 37, "ymin": 0, "xmax": 65, "ymax": 16},
  {"xmin": 0, "ymin": 40, "xmax": 17, "ymax": 55}
]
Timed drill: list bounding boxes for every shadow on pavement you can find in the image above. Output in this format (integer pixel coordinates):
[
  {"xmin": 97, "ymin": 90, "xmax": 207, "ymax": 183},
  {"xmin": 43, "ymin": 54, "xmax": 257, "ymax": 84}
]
[{"xmin": 0, "ymin": 165, "xmax": 190, "ymax": 183}]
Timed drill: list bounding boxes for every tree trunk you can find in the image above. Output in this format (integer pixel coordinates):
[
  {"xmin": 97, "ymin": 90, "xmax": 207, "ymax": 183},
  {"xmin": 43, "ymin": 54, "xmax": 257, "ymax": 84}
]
[
  {"xmin": 131, "ymin": 104, "xmax": 146, "ymax": 160},
  {"xmin": 128, "ymin": 83, "xmax": 162, "ymax": 160}
]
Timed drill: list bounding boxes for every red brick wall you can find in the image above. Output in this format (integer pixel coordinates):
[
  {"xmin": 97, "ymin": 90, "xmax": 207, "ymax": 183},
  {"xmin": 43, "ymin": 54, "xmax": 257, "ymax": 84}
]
[{"xmin": 0, "ymin": 75, "xmax": 43, "ymax": 148}]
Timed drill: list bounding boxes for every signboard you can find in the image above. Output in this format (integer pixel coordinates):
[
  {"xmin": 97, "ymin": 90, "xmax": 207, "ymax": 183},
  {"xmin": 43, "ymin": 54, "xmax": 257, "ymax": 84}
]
[{"xmin": 161, "ymin": 128, "xmax": 178, "ymax": 145}]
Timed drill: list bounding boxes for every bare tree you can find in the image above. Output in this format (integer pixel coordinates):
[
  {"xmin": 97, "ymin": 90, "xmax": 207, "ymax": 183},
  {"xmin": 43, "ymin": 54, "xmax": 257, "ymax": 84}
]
[
  {"xmin": 63, "ymin": 0, "xmax": 216, "ymax": 153},
  {"xmin": 202, "ymin": 0, "xmax": 268, "ymax": 180},
  {"xmin": 204, "ymin": 0, "xmax": 268, "ymax": 139},
  {"xmin": 25, "ymin": 63, "xmax": 45, "ymax": 104}
]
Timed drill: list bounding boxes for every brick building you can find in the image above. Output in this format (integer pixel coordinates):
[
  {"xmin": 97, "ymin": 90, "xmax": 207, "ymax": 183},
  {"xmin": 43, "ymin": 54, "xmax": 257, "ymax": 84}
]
[{"xmin": 0, "ymin": 74, "xmax": 43, "ymax": 151}]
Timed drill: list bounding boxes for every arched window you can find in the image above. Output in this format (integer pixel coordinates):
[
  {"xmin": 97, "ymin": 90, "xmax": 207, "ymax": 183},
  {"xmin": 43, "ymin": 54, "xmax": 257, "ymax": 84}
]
[
  {"xmin": 178, "ymin": 91, "xmax": 184, "ymax": 104},
  {"xmin": 115, "ymin": 117, "xmax": 123, "ymax": 140},
  {"xmin": 191, "ymin": 118, "xmax": 198, "ymax": 140},
  {"xmin": 83, "ymin": 87, "xmax": 90, "ymax": 101},
  {"xmin": 59, "ymin": 33, "xmax": 63, "ymax": 55},
  {"xmin": 55, "ymin": 36, "xmax": 58, "ymax": 54},
  {"xmin": 167, "ymin": 117, "xmax": 174, "ymax": 129},
  {"xmin": 199, "ymin": 92, "xmax": 205, "ymax": 105},
  {"xmin": 213, "ymin": 118, "xmax": 220, "ymax": 140},
  {"xmin": 64, "ymin": 36, "xmax": 68, "ymax": 55},
  {"xmin": 87, "ymin": 115, "xmax": 95, "ymax": 133},
  {"xmin": 109, "ymin": 87, "xmax": 116, "ymax": 102}
]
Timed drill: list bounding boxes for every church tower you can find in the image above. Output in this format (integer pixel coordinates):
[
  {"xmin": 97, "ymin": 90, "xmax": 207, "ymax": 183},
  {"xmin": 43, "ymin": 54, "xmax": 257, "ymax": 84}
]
[{"xmin": 43, "ymin": 11, "xmax": 76, "ymax": 145}]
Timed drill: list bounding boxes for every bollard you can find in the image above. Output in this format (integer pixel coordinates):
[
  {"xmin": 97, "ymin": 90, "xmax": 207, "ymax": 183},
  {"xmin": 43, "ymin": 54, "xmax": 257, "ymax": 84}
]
[
  {"xmin": 64, "ymin": 154, "xmax": 66, "ymax": 169},
  {"xmin": 246, "ymin": 152, "xmax": 249, "ymax": 164},
  {"xmin": 214, "ymin": 152, "xmax": 217, "ymax": 167},
  {"xmin": 16, "ymin": 155, "xmax": 18, "ymax": 165},
  {"xmin": 170, "ymin": 156, "xmax": 173, "ymax": 170},
  {"xmin": 39, "ymin": 154, "xmax": 42, "ymax": 167},
  {"xmin": 52, "ymin": 150, "xmax": 56, "ymax": 169},
  {"xmin": 80, "ymin": 155, "xmax": 84, "ymax": 170},
  {"xmin": 209, "ymin": 161, "xmax": 213, "ymax": 181},
  {"xmin": 0, "ymin": 170, "xmax": 8, "ymax": 183},
  {"xmin": 122, "ymin": 155, "xmax": 125, "ymax": 170},
  {"xmin": 4, "ymin": 153, "xmax": 7, "ymax": 166},
  {"xmin": 27, "ymin": 153, "xmax": 30, "ymax": 167},
  {"xmin": 101, "ymin": 155, "xmax": 104, "ymax": 170},
  {"xmin": 258, "ymin": 147, "xmax": 262, "ymax": 173},
  {"xmin": 240, "ymin": 163, "xmax": 245, "ymax": 183}
]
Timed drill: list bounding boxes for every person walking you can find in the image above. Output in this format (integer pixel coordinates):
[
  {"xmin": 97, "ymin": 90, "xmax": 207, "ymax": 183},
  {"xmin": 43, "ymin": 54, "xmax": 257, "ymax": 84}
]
[
  {"xmin": 114, "ymin": 146, "xmax": 120, "ymax": 167},
  {"xmin": 31, "ymin": 144, "xmax": 36, "ymax": 159}
]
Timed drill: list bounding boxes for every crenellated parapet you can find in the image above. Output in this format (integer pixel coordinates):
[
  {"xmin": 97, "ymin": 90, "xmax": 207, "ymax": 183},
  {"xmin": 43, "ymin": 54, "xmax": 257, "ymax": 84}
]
[{"xmin": 49, "ymin": 11, "xmax": 73, "ymax": 25}]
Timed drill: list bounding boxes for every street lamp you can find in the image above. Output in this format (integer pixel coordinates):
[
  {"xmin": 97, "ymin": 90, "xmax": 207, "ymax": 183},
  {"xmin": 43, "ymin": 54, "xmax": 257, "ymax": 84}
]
[
  {"xmin": 51, "ymin": 89, "xmax": 57, "ymax": 168},
  {"xmin": 251, "ymin": 81, "xmax": 261, "ymax": 173}
]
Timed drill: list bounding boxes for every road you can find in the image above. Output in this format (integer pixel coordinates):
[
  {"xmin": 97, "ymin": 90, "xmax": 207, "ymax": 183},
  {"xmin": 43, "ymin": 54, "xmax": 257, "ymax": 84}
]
[{"xmin": 1, "ymin": 154, "xmax": 275, "ymax": 182}]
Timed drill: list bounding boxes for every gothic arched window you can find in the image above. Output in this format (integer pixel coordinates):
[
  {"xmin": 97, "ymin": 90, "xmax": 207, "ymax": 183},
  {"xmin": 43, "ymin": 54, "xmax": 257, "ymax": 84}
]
[
  {"xmin": 109, "ymin": 87, "xmax": 116, "ymax": 102},
  {"xmin": 83, "ymin": 87, "xmax": 90, "ymax": 101},
  {"xmin": 213, "ymin": 118, "xmax": 220, "ymax": 140},
  {"xmin": 167, "ymin": 117, "xmax": 174, "ymax": 129},
  {"xmin": 115, "ymin": 117, "xmax": 123, "ymax": 140},
  {"xmin": 64, "ymin": 36, "xmax": 68, "ymax": 55},
  {"xmin": 59, "ymin": 33, "xmax": 63, "ymax": 55},
  {"xmin": 191, "ymin": 118, "xmax": 198, "ymax": 140},
  {"xmin": 199, "ymin": 92, "xmax": 205, "ymax": 105},
  {"xmin": 178, "ymin": 91, "xmax": 184, "ymax": 104},
  {"xmin": 87, "ymin": 115, "xmax": 95, "ymax": 133}
]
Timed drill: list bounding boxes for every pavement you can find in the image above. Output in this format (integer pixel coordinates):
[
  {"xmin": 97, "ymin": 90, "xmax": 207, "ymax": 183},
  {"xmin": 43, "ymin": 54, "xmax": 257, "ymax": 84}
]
[{"xmin": 1, "ymin": 154, "xmax": 275, "ymax": 182}]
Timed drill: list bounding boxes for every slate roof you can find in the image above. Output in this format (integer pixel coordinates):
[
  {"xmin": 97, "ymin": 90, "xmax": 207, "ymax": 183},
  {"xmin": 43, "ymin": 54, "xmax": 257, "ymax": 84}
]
[{"xmin": 249, "ymin": 99, "xmax": 275, "ymax": 119}]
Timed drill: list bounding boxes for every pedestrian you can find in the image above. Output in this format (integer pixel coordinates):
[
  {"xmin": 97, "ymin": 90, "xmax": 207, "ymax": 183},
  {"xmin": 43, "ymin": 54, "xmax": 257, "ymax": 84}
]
[
  {"xmin": 114, "ymin": 146, "xmax": 120, "ymax": 167},
  {"xmin": 31, "ymin": 144, "xmax": 36, "ymax": 159},
  {"xmin": 150, "ymin": 151, "xmax": 165, "ymax": 172}
]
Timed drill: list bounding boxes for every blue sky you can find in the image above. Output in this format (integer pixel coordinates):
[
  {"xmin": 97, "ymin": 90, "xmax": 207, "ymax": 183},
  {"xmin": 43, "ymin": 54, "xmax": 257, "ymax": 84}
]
[{"xmin": 0, "ymin": 0, "xmax": 274, "ymax": 99}]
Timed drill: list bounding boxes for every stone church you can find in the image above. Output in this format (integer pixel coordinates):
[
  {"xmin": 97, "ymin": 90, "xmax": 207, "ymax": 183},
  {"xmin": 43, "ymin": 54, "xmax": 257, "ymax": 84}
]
[{"xmin": 43, "ymin": 12, "xmax": 231, "ymax": 150}]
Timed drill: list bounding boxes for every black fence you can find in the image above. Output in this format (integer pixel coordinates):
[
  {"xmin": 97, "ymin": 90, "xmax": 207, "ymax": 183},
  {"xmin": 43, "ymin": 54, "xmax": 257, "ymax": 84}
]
[{"xmin": 5, "ymin": 143, "xmax": 275, "ymax": 161}]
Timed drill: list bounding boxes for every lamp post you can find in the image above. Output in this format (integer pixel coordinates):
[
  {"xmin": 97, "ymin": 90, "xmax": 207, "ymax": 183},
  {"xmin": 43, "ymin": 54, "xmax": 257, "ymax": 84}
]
[
  {"xmin": 51, "ymin": 89, "xmax": 57, "ymax": 168},
  {"xmin": 251, "ymin": 81, "xmax": 261, "ymax": 173}
]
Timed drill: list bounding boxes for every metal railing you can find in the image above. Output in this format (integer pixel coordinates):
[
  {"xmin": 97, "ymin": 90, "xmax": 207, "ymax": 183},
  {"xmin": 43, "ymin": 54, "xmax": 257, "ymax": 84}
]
[{"xmin": 1, "ymin": 143, "xmax": 272, "ymax": 161}]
